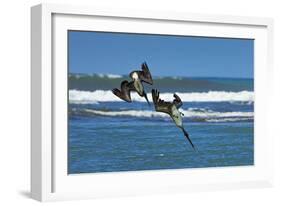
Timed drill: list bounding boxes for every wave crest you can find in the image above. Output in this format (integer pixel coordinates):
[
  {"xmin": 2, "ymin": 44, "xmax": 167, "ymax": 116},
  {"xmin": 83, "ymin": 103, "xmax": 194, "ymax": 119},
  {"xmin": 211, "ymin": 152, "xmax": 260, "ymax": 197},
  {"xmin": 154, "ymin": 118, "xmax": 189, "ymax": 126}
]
[
  {"xmin": 72, "ymin": 108, "xmax": 253, "ymax": 123},
  {"xmin": 69, "ymin": 90, "xmax": 254, "ymax": 104}
]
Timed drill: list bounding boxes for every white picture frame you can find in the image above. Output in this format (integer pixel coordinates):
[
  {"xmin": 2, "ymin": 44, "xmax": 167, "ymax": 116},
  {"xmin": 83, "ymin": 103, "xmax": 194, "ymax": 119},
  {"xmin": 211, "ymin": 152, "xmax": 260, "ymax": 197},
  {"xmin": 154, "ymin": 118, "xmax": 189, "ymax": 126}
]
[{"xmin": 31, "ymin": 3, "xmax": 274, "ymax": 202}]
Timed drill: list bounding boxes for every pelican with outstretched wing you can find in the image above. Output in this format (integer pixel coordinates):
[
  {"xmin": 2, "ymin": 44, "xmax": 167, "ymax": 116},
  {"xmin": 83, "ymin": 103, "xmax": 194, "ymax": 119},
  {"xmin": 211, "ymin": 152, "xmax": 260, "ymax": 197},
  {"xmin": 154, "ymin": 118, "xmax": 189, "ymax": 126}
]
[
  {"xmin": 112, "ymin": 62, "xmax": 153, "ymax": 105},
  {"xmin": 152, "ymin": 89, "xmax": 196, "ymax": 150}
]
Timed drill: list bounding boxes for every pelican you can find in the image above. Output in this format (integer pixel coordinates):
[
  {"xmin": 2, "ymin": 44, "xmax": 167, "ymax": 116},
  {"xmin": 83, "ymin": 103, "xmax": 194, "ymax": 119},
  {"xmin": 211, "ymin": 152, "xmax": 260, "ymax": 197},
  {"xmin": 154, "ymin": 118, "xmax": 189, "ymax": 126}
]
[
  {"xmin": 152, "ymin": 89, "xmax": 196, "ymax": 150},
  {"xmin": 112, "ymin": 62, "xmax": 153, "ymax": 105}
]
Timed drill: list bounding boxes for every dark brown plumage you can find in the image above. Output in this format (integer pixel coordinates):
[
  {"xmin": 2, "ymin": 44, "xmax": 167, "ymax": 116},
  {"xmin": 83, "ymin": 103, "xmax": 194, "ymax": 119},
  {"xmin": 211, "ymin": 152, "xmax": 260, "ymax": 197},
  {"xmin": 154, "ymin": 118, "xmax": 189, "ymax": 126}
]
[{"xmin": 112, "ymin": 80, "xmax": 135, "ymax": 102}]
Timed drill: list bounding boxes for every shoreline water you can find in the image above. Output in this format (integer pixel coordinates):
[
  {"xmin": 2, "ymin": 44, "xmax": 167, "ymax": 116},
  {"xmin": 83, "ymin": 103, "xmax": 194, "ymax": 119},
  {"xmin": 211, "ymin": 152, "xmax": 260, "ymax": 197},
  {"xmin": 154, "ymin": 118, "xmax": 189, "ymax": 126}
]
[{"xmin": 68, "ymin": 76, "xmax": 254, "ymax": 174}]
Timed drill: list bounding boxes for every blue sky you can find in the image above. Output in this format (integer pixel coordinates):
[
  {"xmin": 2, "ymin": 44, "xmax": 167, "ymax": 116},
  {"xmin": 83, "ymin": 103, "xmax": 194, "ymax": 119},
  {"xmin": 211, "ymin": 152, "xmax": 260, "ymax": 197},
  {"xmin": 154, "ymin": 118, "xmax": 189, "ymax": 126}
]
[{"xmin": 68, "ymin": 31, "xmax": 253, "ymax": 78}]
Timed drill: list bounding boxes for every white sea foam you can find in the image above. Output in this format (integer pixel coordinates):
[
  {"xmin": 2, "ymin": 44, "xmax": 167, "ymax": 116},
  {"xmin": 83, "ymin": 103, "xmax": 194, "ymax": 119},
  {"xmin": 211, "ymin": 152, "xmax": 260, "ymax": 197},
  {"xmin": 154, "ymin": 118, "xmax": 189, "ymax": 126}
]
[
  {"xmin": 84, "ymin": 109, "xmax": 167, "ymax": 118},
  {"xmin": 97, "ymin": 74, "xmax": 122, "ymax": 79},
  {"xmin": 82, "ymin": 108, "xmax": 253, "ymax": 121},
  {"xmin": 205, "ymin": 117, "xmax": 253, "ymax": 122},
  {"xmin": 69, "ymin": 89, "xmax": 254, "ymax": 104}
]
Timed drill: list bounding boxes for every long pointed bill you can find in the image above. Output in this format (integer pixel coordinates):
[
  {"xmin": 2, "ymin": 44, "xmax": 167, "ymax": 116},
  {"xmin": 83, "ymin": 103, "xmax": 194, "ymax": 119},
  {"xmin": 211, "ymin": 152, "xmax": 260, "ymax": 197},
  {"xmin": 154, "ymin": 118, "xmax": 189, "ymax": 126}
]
[
  {"xmin": 181, "ymin": 127, "xmax": 196, "ymax": 151},
  {"xmin": 143, "ymin": 91, "xmax": 150, "ymax": 106}
]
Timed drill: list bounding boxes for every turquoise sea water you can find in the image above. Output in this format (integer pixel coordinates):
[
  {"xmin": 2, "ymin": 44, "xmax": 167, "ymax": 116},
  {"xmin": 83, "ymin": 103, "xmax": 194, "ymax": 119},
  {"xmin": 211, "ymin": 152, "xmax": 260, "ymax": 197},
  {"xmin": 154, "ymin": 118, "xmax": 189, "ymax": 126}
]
[{"xmin": 68, "ymin": 75, "xmax": 254, "ymax": 174}]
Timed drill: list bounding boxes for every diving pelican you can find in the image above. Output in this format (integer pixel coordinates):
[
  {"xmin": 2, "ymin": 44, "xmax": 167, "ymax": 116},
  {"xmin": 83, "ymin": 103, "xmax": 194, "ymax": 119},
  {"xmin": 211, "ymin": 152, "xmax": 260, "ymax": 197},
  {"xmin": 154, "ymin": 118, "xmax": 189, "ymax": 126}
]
[
  {"xmin": 152, "ymin": 89, "xmax": 196, "ymax": 150},
  {"xmin": 112, "ymin": 62, "xmax": 153, "ymax": 105}
]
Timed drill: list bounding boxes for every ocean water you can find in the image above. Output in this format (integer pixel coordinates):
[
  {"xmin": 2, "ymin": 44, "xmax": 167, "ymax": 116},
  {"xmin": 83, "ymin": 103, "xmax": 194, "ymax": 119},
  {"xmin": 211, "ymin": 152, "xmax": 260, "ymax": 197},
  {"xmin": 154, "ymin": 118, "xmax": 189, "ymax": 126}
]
[{"xmin": 68, "ymin": 75, "xmax": 254, "ymax": 174}]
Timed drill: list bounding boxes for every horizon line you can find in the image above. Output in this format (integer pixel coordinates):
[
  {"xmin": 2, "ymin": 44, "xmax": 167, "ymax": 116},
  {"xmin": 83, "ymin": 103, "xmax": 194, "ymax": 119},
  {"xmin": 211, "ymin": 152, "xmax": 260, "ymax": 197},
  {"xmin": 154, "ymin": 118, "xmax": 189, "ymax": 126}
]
[{"xmin": 69, "ymin": 72, "xmax": 253, "ymax": 79}]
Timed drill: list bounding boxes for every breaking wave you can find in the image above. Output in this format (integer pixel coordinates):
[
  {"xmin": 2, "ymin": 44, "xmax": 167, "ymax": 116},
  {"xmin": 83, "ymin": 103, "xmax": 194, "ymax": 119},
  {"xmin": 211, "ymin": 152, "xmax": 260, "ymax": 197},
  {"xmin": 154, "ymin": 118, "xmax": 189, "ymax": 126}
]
[
  {"xmin": 71, "ymin": 108, "xmax": 253, "ymax": 122},
  {"xmin": 69, "ymin": 89, "xmax": 254, "ymax": 104},
  {"xmin": 96, "ymin": 73, "xmax": 122, "ymax": 79}
]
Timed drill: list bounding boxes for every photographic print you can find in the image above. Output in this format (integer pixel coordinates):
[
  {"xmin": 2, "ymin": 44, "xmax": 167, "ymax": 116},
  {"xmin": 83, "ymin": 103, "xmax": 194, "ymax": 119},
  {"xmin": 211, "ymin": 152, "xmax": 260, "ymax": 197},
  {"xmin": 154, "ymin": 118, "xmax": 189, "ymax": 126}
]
[{"xmin": 68, "ymin": 31, "xmax": 254, "ymax": 174}]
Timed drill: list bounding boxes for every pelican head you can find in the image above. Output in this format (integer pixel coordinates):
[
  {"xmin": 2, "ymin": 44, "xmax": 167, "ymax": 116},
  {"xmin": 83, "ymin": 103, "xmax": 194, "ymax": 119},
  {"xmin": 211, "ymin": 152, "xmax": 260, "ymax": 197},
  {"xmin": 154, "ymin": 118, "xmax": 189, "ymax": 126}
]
[{"xmin": 130, "ymin": 71, "xmax": 139, "ymax": 80}]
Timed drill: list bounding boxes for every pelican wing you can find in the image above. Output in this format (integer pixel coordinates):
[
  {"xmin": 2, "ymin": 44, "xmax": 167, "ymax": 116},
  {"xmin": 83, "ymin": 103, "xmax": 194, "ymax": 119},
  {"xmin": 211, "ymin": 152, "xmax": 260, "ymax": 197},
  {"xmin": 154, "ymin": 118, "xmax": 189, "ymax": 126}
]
[
  {"xmin": 173, "ymin": 93, "xmax": 183, "ymax": 109},
  {"xmin": 152, "ymin": 89, "xmax": 171, "ymax": 114},
  {"xmin": 112, "ymin": 80, "xmax": 135, "ymax": 102},
  {"xmin": 122, "ymin": 80, "xmax": 135, "ymax": 91},
  {"xmin": 139, "ymin": 62, "xmax": 153, "ymax": 85}
]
